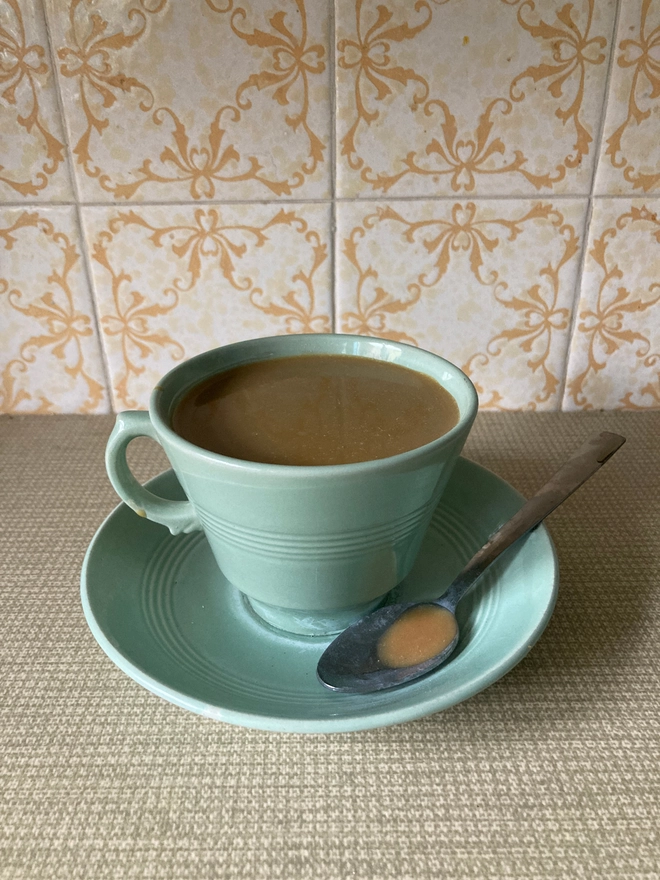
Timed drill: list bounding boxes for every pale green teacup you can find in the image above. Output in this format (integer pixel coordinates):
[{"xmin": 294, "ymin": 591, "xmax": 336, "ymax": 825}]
[{"xmin": 105, "ymin": 334, "xmax": 478, "ymax": 636}]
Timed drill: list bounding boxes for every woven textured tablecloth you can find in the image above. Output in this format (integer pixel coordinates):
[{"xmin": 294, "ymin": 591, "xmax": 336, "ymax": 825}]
[{"xmin": 1, "ymin": 412, "xmax": 659, "ymax": 880}]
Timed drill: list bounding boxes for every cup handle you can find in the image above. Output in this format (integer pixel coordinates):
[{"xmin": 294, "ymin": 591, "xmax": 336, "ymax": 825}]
[{"xmin": 105, "ymin": 411, "xmax": 201, "ymax": 535}]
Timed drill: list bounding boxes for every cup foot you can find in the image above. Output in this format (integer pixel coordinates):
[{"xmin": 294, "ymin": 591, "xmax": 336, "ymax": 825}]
[{"xmin": 245, "ymin": 595, "xmax": 387, "ymax": 637}]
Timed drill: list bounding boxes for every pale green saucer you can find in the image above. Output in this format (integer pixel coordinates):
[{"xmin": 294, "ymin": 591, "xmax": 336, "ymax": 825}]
[{"xmin": 81, "ymin": 458, "xmax": 558, "ymax": 733}]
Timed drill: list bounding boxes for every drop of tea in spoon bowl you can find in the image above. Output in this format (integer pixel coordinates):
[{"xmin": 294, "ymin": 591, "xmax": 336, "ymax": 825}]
[
  {"xmin": 317, "ymin": 431, "xmax": 625, "ymax": 694},
  {"xmin": 377, "ymin": 604, "xmax": 458, "ymax": 669}
]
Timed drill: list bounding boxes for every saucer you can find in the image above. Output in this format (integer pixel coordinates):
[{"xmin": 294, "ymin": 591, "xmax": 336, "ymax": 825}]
[{"xmin": 81, "ymin": 458, "xmax": 558, "ymax": 733}]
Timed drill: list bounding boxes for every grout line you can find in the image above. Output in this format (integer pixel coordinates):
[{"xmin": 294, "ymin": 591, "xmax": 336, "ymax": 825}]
[
  {"xmin": 76, "ymin": 205, "xmax": 115, "ymax": 412},
  {"xmin": 10, "ymin": 192, "xmax": 657, "ymax": 209},
  {"xmin": 40, "ymin": 0, "xmax": 115, "ymax": 411},
  {"xmin": 40, "ymin": 0, "xmax": 78, "ymax": 206},
  {"xmin": 329, "ymin": 0, "xmax": 337, "ymax": 333},
  {"xmin": 0, "ymin": 201, "xmax": 77, "ymax": 208},
  {"xmin": 556, "ymin": 0, "xmax": 622, "ymax": 410},
  {"xmin": 587, "ymin": 0, "xmax": 623, "ymax": 201},
  {"xmin": 6, "ymin": 193, "xmax": 653, "ymax": 211},
  {"xmin": 79, "ymin": 198, "xmax": 337, "ymax": 208},
  {"xmin": 330, "ymin": 193, "xmax": 600, "ymax": 203},
  {"xmin": 556, "ymin": 198, "xmax": 594, "ymax": 409}
]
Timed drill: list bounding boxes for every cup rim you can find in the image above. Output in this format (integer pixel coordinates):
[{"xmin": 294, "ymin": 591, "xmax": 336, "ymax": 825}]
[{"xmin": 150, "ymin": 334, "xmax": 478, "ymax": 475}]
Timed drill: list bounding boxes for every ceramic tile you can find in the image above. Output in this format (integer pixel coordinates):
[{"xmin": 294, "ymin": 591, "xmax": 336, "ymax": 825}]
[
  {"xmin": 335, "ymin": 0, "xmax": 617, "ymax": 198},
  {"xmin": 563, "ymin": 198, "xmax": 660, "ymax": 410},
  {"xmin": 46, "ymin": 0, "xmax": 331, "ymax": 202},
  {"xmin": 594, "ymin": 0, "xmax": 660, "ymax": 194},
  {"xmin": 0, "ymin": 0, "xmax": 74, "ymax": 201},
  {"xmin": 82, "ymin": 202, "xmax": 332, "ymax": 410},
  {"xmin": 0, "ymin": 206, "xmax": 109, "ymax": 412},
  {"xmin": 336, "ymin": 198, "xmax": 587, "ymax": 410}
]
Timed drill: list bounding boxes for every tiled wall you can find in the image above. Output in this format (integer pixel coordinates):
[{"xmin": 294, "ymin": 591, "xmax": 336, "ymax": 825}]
[{"xmin": 1, "ymin": 0, "xmax": 659, "ymax": 413}]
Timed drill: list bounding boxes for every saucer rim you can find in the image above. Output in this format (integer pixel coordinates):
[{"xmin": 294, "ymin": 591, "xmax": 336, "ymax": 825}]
[{"xmin": 81, "ymin": 459, "xmax": 559, "ymax": 733}]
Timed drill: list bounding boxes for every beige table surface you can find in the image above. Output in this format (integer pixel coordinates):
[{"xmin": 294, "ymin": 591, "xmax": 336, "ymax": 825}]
[{"xmin": 1, "ymin": 412, "xmax": 659, "ymax": 880}]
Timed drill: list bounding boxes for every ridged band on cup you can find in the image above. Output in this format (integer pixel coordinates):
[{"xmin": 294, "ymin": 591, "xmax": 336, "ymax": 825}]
[{"xmin": 194, "ymin": 500, "xmax": 436, "ymax": 560}]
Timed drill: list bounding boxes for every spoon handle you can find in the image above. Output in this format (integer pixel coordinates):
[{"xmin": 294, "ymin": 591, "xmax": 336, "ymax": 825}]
[{"xmin": 438, "ymin": 431, "xmax": 625, "ymax": 612}]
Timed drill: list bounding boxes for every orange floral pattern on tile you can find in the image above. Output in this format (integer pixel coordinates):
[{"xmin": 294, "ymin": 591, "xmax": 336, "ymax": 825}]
[
  {"xmin": 0, "ymin": 0, "xmax": 67, "ymax": 196},
  {"xmin": 337, "ymin": 0, "xmax": 609, "ymax": 193},
  {"xmin": 232, "ymin": 1, "xmax": 326, "ymax": 180},
  {"xmin": 0, "ymin": 212, "xmax": 105, "ymax": 413},
  {"xmin": 603, "ymin": 0, "xmax": 660, "ymax": 192},
  {"xmin": 55, "ymin": 0, "xmax": 326, "ymax": 199},
  {"xmin": 567, "ymin": 205, "xmax": 660, "ymax": 409},
  {"xmin": 338, "ymin": 0, "xmax": 432, "ymax": 184},
  {"xmin": 341, "ymin": 201, "xmax": 580, "ymax": 409},
  {"xmin": 92, "ymin": 207, "xmax": 330, "ymax": 408}
]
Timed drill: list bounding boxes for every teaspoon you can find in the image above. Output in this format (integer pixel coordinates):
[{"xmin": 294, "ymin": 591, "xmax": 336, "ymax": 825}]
[{"xmin": 317, "ymin": 431, "xmax": 625, "ymax": 694}]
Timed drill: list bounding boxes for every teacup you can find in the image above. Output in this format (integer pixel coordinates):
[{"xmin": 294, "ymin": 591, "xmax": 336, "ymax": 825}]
[{"xmin": 105, "ymin": 334, "xmax": 478, "ymax": 635}]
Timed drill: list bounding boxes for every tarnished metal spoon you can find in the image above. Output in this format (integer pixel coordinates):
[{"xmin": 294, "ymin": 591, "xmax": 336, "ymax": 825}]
[{"xmin": 317, "ymin": 431, "xmax": 625, "ymax": 694}]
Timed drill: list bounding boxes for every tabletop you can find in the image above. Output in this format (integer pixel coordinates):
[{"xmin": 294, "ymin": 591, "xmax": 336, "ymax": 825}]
[{"xmin": 1, "ymin": 411, "xmax": 658, "ymax": 880}]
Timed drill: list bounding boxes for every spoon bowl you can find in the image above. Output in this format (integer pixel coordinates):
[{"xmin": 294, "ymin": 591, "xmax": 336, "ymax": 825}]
[{"xmin": 317, "ymin": 602, "xmax": 460, "ymax": 693}]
